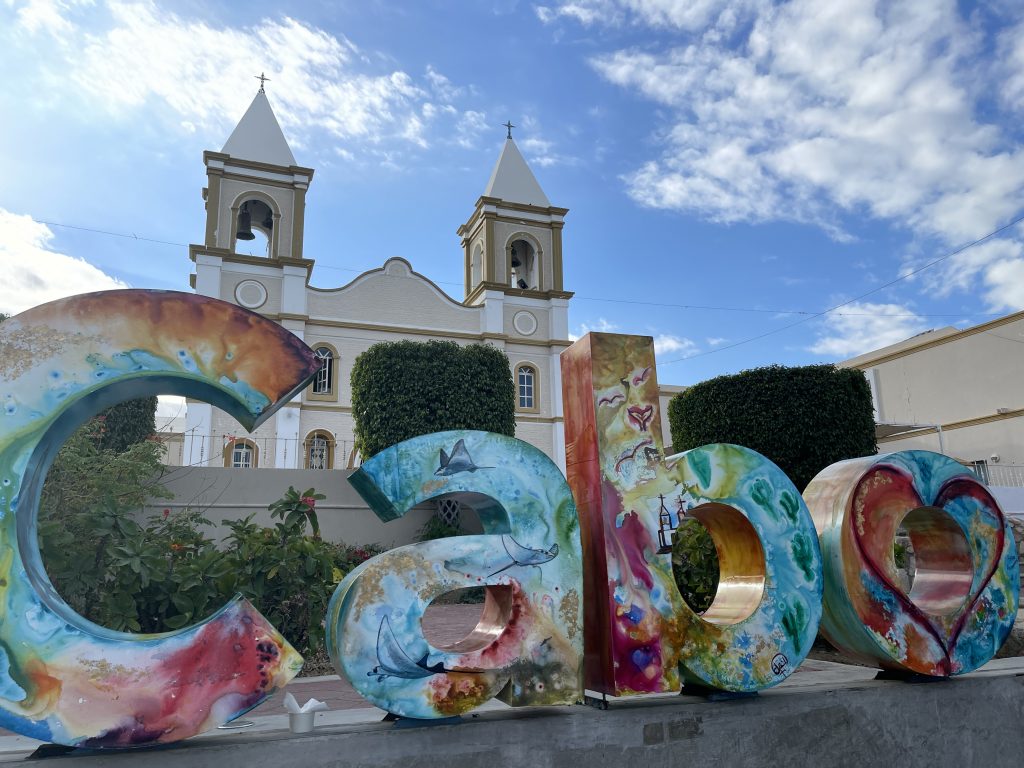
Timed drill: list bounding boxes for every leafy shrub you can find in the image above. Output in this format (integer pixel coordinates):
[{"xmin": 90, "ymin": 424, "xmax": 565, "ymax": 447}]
[
  {"xmin": 671, "ymin": 520, "xmax": 719, "ymax": 614},
  {"xmin": 40, "ymin": 477, "xmax": 382, "ymax": 657},
  {"xmin": 350, "ymin": 340, "xmax": 515, "ymax": 458},
  {"xmin": 668, "ymin": 364, "xmax": 877, "ymax": 492},
  {"xmin": 417, "ymin": 514, "xmax": 464, "ymax": 542}
]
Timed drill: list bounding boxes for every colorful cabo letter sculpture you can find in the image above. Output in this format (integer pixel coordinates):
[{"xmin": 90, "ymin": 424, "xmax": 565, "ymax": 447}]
[
  {"xmin": 327, "ymin": 430, "xmax": 583, "ymax": 719},
  {"xmin": 561, "ymin": 332, "xmax": 824, "ymax": 694},
  {"xmin": 0, "ymin": 291, "xmax": 317, "ymax": 747},
  {"xmin": 805, "ymin": 451, "xmax": 1019, "ymax": 676}
]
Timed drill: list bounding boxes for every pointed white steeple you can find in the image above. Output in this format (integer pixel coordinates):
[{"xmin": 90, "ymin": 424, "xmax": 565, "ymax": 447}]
[
  {"xmin": 221, "ymin": 91, "xmax": 296, "ymax": 167},
  {"xmin": 458, "ymin": 129, "xmax": 567, "ymax": 303},
  {"xmin": 483, "ymin": 138, "xmax": 550, "ymax": 207}
]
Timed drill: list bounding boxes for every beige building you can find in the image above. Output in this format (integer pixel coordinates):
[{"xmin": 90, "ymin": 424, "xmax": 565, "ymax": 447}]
[
  {"xmin": 178, "ymin": 89, "xmax": 575, "ymax": 471},
  {"xmin": 840, "ymin": 312, "xmax": 1024, "ymax": 486}
]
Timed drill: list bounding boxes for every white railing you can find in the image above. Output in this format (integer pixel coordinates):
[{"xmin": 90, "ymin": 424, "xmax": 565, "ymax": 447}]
[
  {"xmin": 163, "ymin": 432, "xmax": 354, "ymax": 470},
  {"xmin": 984, "ymin": 464, "xmax": 1024, "ymax": 488}
]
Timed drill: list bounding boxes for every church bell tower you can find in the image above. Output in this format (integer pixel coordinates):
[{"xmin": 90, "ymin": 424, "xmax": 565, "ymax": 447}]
[
  {"xmin": 458, "ymin": 127, "xmax": 571, "ymax": 305},
  {"xmin": 189, "ymin": 80, "xmax": 315, "ymax": 299},
  {"xmin": 185, "ymin": 79, "xmax": 315, "ymax": 469}
]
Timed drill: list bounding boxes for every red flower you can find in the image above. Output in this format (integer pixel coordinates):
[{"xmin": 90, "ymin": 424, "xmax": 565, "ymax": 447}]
[
  {"xmin": 162, "ymin": 509, "xmax": 170, "ymax": 519},
  {"xmin": 170, "ymin": 543, "xmax": 183, "ymax": 552},
  {"xmin": 300, "ymin": 496, "xmax": 317, "ymax": 510}
]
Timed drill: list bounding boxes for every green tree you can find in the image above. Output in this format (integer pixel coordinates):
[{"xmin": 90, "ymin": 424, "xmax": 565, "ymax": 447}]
[
  {"xmin": 350, "ymin": 339, "xmax": 516, "ymax": 458},
  {"xmin": 668, "ymin": 364, "xmax": 877, "ymax": 492},
  {"xmin": 95, "ymin": 396, "xmax": 158, "ymax": 452},
  {"xmin": 38, "ymin": 420, "xmax": 172, "ymax": 625}
]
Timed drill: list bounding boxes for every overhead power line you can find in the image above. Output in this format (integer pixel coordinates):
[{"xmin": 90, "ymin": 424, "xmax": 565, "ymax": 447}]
[{"xmin": 36, "ymin": 217, "xmax": 1015, "ymax": 321}]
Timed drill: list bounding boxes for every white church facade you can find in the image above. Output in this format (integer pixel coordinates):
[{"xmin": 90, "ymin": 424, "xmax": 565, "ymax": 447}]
[{"xmin": 179, "ymin": 89, "xmax": 574, "ymax": 471}]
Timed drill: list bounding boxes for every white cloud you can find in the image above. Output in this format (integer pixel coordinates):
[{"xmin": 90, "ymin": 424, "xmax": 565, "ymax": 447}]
[
  {"xmin": 0, "ymin": 209, "xmax": 127, "ymax": 315},
  {"xmin": 706, "ymin": 336, "xmax": 727, "ymax": 346},
  {"xmin": 575, "ymin": 0, "xmax": 1024, "ymax": 259},
  {"xmin": 12, "ymin": 1, "xmax": 474, "ymax": 159},
  {"xmin": 456, "ymin": 110, "xmax": 489, "ymax": 149},
  {"xmin": 12, "ymin": 0, "xmax": 92, "ymax": 35},
  {"xmin": 998, "ymin": 17, "xmax": 1024, "ymax": 114},
  {"xmin": 577, "ymin": 317, "xmax": 620, "ymax": 336},
  {"xmin": 810, "ymin": 302, "xmax": 929, "ymax": 358},
  {"xmin": 653, "ymin": 333, "xmax": 697, "ymax": 357},
  {"xmin": 425, "ymin": 65, "xmax": 463, "ymax": 102},
  {"xmin": 535, "ymin": 1, "xmax": 623, "ymax": 26}
]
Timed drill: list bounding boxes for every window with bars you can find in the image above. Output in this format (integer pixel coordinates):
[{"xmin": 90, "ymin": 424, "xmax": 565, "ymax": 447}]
[
  {"xmin": 312, "ymin": 347, "xmax": 334, "ymax": 395},
  {"xmin": 229, "ymin": 441, "xmax": 256, "ymax": 468},
  {"xmin": 307, "ymin": 432, "xmax": 333, "ymax": 470},
  {"xmin": 517, "ymin": 365, "xmax": 536, "ymax": 410}
]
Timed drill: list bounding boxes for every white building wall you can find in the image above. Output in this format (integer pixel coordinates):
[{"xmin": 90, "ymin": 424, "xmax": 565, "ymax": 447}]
[{"xmin": 841, "ymin": 312, "xmax": 1024, "ymax": 472}]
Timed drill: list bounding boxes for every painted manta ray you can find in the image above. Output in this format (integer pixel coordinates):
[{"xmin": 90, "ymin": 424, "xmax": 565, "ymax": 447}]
[
  {"xmin": 368, "ymin": 615, "xmax": 450, "ymax": 682},
  {"xmin": 487, "ymin": 534, "xmax": 559, "ymax": 577},
  {"xmin": 435, "ymin": 439, "xmax": 492, "ymax": 476}
]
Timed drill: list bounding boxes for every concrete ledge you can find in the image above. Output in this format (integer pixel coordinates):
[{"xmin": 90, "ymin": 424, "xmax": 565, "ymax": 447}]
[{"xmin": 7, "ymin": 659, "xmax": 1024, "ymax": 767}]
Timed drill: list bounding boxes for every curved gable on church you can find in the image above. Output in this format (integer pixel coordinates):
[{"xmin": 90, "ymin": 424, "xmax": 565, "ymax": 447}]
[{"xmin": 307, "ymin": 258, "xmax": 481, "ymax": 333}]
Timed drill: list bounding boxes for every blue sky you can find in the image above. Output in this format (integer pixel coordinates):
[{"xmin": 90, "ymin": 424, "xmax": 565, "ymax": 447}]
[{"xmin": 3, "ymin": 0, "xmax": 1024, "ymax": 387}]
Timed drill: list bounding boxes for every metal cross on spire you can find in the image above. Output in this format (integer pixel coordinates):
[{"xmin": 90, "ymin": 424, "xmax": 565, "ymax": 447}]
[
  {"xmin": 503, "ymin": 120, "xmax": 515, "ymax": 139},
  {"xmin": 255, "ymin": 72, "xmax": 270, "ymax": 93}
]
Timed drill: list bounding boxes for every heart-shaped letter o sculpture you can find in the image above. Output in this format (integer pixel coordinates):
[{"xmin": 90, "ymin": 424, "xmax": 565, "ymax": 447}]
[
  {"xmin": 0, "ymin": 290, "xmax": 317, "ymax": 747},
  {"xmin": 326, "ymin": 430, "xmax": 583, "ymax": 719},
  {"xmin": 804, "ymin": 451, "xmax": 1020, "ymax": 676}
]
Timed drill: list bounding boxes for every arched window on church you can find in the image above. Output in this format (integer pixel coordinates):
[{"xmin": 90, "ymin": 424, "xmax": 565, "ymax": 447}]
[
  {"xmin": 309, "ymin": 344, "xmax": 338, "ymax": 401},
  {"xmin": 471, "ymin": 243, "xmax": 483, "ymax": 288},
  {"xmin": 516, "ymin": 363, "xmax": 539, "ymax": 412},
  {"xmin": 509, "ymin": 238, "xmax": 539, "ymax": 290},
  {"xmin": 223, "ymin": 438, "xmax": 259, "ymax": 469},
  {"xmin": 234, "ymin": 197, "xmax": 275, "ymax": 258},
  {"xmin": 305, "ymin": 430, "xmax": 335, "ymax": 470}
]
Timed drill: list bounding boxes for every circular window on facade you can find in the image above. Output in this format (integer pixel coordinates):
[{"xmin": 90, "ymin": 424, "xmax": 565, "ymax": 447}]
[
  {"xmin": 513, "ymin": 310, "xmax": 538, "ymax": 336},
  {"xmin": 234, "ymin": 280, "xmax": 268, "ymax": 309}
]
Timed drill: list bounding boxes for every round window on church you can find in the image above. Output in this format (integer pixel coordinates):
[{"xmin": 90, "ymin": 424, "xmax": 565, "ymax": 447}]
[
  {"xmin": 234, "ymin": 280, "xmax": 268, "ymax": 309},
  {"xmin": 513, "ymin": 310, "xmax": 538, "ymax": 336}
]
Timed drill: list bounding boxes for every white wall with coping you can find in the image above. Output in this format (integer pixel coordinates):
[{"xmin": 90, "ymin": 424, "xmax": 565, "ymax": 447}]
[{"xmin": 143, "ymin": 467, "xmax": 484, "ymax": 548}]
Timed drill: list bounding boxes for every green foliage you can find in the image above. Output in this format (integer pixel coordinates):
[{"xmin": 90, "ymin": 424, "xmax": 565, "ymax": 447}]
[
  {"xmin": 39, "ymin": 477, "xmax": 382, "ymax": 657},
  {"xmin": 94, "ymin": 397, "xmax": 158, "ymax": 453},
  {"xmin": 217, "ymin": 505, "xmax": 337, "ymax": 655},
  {"xmin": 39, "ymin": 420, "xmax": 171, "ymax": 559},
  {"xmin": 350, "ymin": 339, "xmax": 515, "ymax": 458},
  {"xmin": 416, "ymin": 514, "xmax": 463, "ymax": 542},
  {"xmin": 894, "ymin": 539, "xmax": 908, "ymax": 570},
  {"xmin": 268, "ymin": 485, "xmax": 327, "ymax": 539},
  {"xmin": 671, "ymin": 520, "xmax": 719, "ymax": 614},
  {"xmin": 668, "ymin": 364, "xmax": 877, "ymax": 492}
]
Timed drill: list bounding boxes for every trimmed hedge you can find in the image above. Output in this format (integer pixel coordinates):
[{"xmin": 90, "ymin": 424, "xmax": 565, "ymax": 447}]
[
  {"xmin": 668, "ymin": 364, "xmax": 877, "ymax": 492},
  {"xmin": 351, "ymin": 340, "xmax": 516, "ymax": 458}
]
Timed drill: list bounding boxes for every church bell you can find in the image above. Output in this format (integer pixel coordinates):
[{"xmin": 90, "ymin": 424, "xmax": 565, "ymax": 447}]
[{"xmin": 236, "ymin": 204, "xmax": 255, "ymax": 241}]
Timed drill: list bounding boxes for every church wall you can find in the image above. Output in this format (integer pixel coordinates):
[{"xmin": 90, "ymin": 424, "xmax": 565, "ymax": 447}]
[
  {"xmin": 206, "ymin": 409, "xmax": 283, "ymax": 468},
  {"xmin": 306, "ymin": 270, "xmax": 480, "ymax": 334},
  {"xmin": 502, "ymin": 303, "xmax": 552, "ymax": 341},
  {"xmin": 513, "ymin": 420, "xmax": 556, "ymax": 459},
  {"xmin": 220, "ymin": 270, "xmax": 283, "ymax": 315},
  {"xmin": 298, "ymin": 409, "xmax": 357, "ymax": 469}
]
